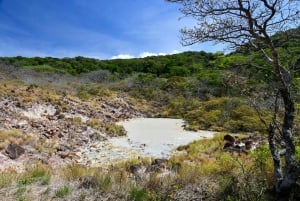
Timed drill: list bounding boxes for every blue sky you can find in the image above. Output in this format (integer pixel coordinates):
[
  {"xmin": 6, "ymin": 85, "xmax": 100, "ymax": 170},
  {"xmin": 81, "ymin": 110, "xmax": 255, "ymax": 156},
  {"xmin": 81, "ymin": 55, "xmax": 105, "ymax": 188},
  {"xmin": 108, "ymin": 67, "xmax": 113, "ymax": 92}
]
[{"xmin": 0, "ymin": 0, "xmax": 224, "ymax": 59}]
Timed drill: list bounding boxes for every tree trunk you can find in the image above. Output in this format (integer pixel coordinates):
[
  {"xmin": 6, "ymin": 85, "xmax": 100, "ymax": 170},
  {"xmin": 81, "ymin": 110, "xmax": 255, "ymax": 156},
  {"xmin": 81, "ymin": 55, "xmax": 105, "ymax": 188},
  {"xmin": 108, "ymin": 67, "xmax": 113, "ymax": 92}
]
[{"xmin": 266, "ymin": 38, "xmax": 299, "ymax": 195}]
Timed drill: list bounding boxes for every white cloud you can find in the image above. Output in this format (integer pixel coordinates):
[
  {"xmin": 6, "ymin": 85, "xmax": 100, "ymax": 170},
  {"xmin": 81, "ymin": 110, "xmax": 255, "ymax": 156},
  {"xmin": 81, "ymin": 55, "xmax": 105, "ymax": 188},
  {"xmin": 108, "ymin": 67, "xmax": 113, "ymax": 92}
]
[
  {"xmin": 139, "ymin": 50, "xmax": 181, "ymax": 58},
  {"xmin": 111, "ymin": 54, "xmax": 135, "ymax": 60},
  {"xmin": 110, "ymin": 50, "xmax": 182, "ymax": 60},
  {"xmin": 139, "ymin": 52, "xmax": 166, "ymax": 58}
]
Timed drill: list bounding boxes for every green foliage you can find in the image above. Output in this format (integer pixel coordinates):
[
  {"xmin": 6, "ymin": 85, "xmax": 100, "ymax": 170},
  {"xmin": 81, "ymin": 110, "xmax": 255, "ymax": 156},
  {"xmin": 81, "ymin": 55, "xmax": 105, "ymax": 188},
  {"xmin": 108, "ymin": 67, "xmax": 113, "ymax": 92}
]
[
  {"xmin": 296, "ymin": 145, "xmax": 300, "ymax": 161},
  {"xmin": 0, "ymin": 51, "xmax": 222, "ymax": 77},
  {"xmin": 129, "ymin": 187, "xmax": 148, "ymax": 201},
  {"xmin": 55, "ymin": 186, "xmax": 71, "ymax": 198},
  {"xmin": 17, "ymin": 164, "xmax": 51, "ymax": 186},
  {"xmin": 197, "ymin": 69, "xmax": 225, "ymax": 86},
  {"xmin": 169, "ymin": 66, "xmax": 190, "ymax": 76},
  {"xmin": 251, "ymin": 144, "xmax": 273, "ymax": 174},
  {"xmin": 165, "ymin": 97, "xmax": 266, "ymax": 132},
  {"xmin": 22, "ymin": 65, "xmax": 67, "ymax": 74},
  {"xmin": 16, "ymin": 185, "xmax": 28, "ymax": 201}
]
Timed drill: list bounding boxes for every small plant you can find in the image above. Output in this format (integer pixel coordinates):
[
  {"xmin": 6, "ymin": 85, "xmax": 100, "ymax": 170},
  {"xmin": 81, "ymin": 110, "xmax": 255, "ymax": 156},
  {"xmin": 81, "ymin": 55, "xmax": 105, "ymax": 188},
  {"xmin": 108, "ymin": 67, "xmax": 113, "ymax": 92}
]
[
  {"xmin": 17, "ymin": 163, "xmax": 51, "ymax": 186},
  {"xmin": 16, "ymin": 185, "xmax": 28, "ymax": 201},
  {"xmin": 98, "ymin": 174, "xmax": 112, "ymax": 192},
  {"xmin": 55, "ymin": 186, "xmax": 71, "ymax": 198},
  {"xmin": 61, "ymin": 163, "xmax": 88, "ymax": 181},
  {"xmin": 86, "ymin": 120, "xmax": 127, "ymax": 137},
  {"xmin": 86, "ymin": 118, "xmax": 101, "ymax": 128},
  {"xmin": 70, "ymin": 116, "xmax": 83, "ymax": 126},
  {"xmin": 129, "ymin": 187, "xmax": 148, "ymax": 201},
  {"xmin": 0, "ymin": 170, "xmax": 17, "ymax": 188},
  {"xmin": 296, "ymin": 145, "xmax": 300, "ymax": 160},
  {"xmin": 17, "ymin": 177, "xmax": 35, "ymax": 186},
  {"xmin": 105, "ymin": 123, "xmax": 127, "ymax": 137},
  {"xmin": 40, "ymin": 174, "xmax": 51, "ymax": 185},
  {"xmin": 79, "ymin": 192, "xmax": 87, "ymax": 201}
]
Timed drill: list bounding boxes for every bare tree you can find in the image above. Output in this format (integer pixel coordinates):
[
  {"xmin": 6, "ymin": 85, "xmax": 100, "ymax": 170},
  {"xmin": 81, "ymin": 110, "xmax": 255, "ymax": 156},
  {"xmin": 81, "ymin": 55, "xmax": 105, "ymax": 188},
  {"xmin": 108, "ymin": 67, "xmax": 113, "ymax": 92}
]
[{"xmin": 167, "ymin": 0, "xmax": 300, "ymax": 195}]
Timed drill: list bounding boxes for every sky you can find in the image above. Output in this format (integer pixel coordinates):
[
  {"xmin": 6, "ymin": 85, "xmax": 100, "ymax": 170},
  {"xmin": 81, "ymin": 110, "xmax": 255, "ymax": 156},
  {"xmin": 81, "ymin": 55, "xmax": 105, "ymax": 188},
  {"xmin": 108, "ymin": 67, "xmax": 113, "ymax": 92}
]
[{"xmin": 0, "ymin": 0, "xmax": 224, "ymax": 59}]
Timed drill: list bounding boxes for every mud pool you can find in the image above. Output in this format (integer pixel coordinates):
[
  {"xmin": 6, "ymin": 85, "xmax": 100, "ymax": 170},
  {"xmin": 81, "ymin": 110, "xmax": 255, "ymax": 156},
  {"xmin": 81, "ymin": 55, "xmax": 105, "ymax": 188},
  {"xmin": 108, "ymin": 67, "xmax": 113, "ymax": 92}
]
[{"xmin": 76, "ymin": 118, "xmax": 217, "ymax": 165}]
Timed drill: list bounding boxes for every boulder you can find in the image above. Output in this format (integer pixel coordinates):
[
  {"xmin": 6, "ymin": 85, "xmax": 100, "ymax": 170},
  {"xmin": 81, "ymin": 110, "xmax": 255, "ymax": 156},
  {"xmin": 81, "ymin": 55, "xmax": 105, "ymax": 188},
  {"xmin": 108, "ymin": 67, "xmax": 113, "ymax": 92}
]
[
  {"xmin": 5, "ymin": 144, "xmax": 25, "ymax": 159},
  {"xmin": 223, "ymin": 142, "xmax": 234, "ymax": 149},
  {"xmin": 245, "ymin": 140, "xmax": 253, "ymax": 150},
  {"xmin": 224, "ymin": 134, "xmax": 235, "ymax": 143},
  {"xmin": 147, "ymin": 158, "xmax": 168, "ymax": 172}
]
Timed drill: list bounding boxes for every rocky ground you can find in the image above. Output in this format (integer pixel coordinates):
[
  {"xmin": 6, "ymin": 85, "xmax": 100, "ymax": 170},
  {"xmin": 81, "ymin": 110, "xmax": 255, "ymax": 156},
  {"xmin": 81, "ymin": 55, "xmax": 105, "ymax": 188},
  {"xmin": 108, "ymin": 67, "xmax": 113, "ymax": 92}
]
[{"xmin": 0, "ymin": 79, "xmax": 149, "ymax": 172}]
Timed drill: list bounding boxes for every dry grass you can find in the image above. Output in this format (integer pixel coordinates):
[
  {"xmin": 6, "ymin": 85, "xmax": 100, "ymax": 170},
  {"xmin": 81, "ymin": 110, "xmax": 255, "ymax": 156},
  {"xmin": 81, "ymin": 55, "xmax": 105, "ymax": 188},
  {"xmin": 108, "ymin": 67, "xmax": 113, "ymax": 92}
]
[
  {"xmin": 0, "ymin": 134, "xmax": 279, "ymax": 201},
  {"xmin": 0, "ymin": 130, "xmax": 38, "ymax": 150}
]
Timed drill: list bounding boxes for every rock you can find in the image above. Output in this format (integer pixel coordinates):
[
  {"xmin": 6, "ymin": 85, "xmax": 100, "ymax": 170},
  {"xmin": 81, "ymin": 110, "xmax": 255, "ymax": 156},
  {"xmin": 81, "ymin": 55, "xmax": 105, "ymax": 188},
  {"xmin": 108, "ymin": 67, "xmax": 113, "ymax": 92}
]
[
  {"xmin": 79, "ymin": 176, "xmax": 98, "ymax": 189},
  {"xmin": 26, "ymin": 85, "xmax": 34, "ymax": 92},
  {"xmin": 152, "ymin": 158, "xmax": 168, "ymax": 166},
  {"xmin": 58, "ymin": 133, "xmax": 64, "ymax": 138},
  {"xmin": 56, "ymin": 144, "xmax": 71, "ymax": 152},
  {"xmin": 15, "ymin": 101, "xmax": 22, "ymax": 107},
  {"xmin": 129, "ymin": 164, "xmax": 143, "ymax": 174},
  {"xmin": 57, "ymin": 114, "xmax": 65, "ymax": 119},
  {"xmin": 5, "ymin": 144, "xmax": 25, "ymax": 159},
  {"xmin": 224, "ymin": 134, "xmax": 235, "ymax": 143},
  {"xmin": 147, "ymin": 158, "xmax": 168, "ymax": 172},
  {"xmin": 58, "ymin": 152, "xmax": 69, "ymax": 159},
  {"xmin": 245, "ymin": 140, "xmax": 253, "ymax": 150},
  {"xmin": 58, "ymin": 151, "xmax": 80, "ymax": 160},
  {"xmin": 223, "ymin": 142, "xmax": 234, "ymax": 149},
  {"xmin": 129, "ymin": 164, "xmax": 147, "ymax": 181}
]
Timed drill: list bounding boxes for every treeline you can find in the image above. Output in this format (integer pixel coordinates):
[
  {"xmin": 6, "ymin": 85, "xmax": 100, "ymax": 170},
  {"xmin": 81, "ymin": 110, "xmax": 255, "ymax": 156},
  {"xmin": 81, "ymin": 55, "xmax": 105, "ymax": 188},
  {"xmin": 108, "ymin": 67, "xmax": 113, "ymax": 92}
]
[
  {"xmin": 0, "ymin": 30, "xmax": 297, "ymax": 91},
  {"xmin": 0, "ymin": 51, "xmax": 227, "ymax": 76},
  {"xmin": 0, "ymin": 27, "xmax": 298, "ymax": 78}
]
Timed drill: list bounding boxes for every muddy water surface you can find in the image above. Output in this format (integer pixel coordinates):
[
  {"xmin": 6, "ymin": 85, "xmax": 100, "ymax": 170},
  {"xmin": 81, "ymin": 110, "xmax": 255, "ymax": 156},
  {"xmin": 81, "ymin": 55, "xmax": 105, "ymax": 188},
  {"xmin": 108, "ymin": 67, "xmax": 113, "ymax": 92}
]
[{"xmin": 77, "ymin": 118, "xmax": 217, "ymax": 165}]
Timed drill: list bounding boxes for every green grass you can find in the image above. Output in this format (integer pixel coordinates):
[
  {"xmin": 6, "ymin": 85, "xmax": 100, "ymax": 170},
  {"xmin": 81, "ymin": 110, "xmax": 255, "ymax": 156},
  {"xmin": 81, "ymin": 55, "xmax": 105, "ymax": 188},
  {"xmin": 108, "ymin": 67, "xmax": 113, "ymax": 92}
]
[
  {"xmin": 17, "ymin": 163, "xmax": 51, "ymax": 186},
  {"xmin": 129, "ymin": 187, "xmax": 148, "ymax": 201},
  {"xmin": 55, "ymin": 186, "xmax": 71, "ymax": 198}
]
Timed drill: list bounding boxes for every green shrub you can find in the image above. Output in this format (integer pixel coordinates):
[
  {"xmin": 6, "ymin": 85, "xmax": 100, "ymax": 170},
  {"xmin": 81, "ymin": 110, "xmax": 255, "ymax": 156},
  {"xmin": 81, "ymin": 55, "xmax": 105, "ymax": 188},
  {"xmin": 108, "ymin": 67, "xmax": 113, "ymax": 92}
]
[
  {"xmin": 55, "ymin": 186, "xmax": 71, "ymax": 198},
  {"xmin": 17, "ymin": 164, "xmax": 51, "ymax": 186},
  {"xmin": 129, "ymin": 187, "xmax": 148, "ymax": 201},
  {"xmin": 296, "ymin": 145, "xmax": 300, "ymax": 161}
]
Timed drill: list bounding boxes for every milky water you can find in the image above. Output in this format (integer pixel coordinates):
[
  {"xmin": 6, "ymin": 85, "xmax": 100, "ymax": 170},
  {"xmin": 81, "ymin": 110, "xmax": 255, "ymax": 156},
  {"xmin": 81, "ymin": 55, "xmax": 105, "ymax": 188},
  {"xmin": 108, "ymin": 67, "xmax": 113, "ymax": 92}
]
[{"xmin": 78, "ymin": 118, "xmax": 217, "ymax": 165}]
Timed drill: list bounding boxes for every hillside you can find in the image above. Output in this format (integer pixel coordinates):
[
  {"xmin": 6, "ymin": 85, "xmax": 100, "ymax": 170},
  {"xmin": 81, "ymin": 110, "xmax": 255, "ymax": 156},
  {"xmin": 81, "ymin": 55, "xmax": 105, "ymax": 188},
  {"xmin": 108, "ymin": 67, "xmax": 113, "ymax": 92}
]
[{"xmin": 0, "ymin": 28, "xmax": 299, "ymax": 200}]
